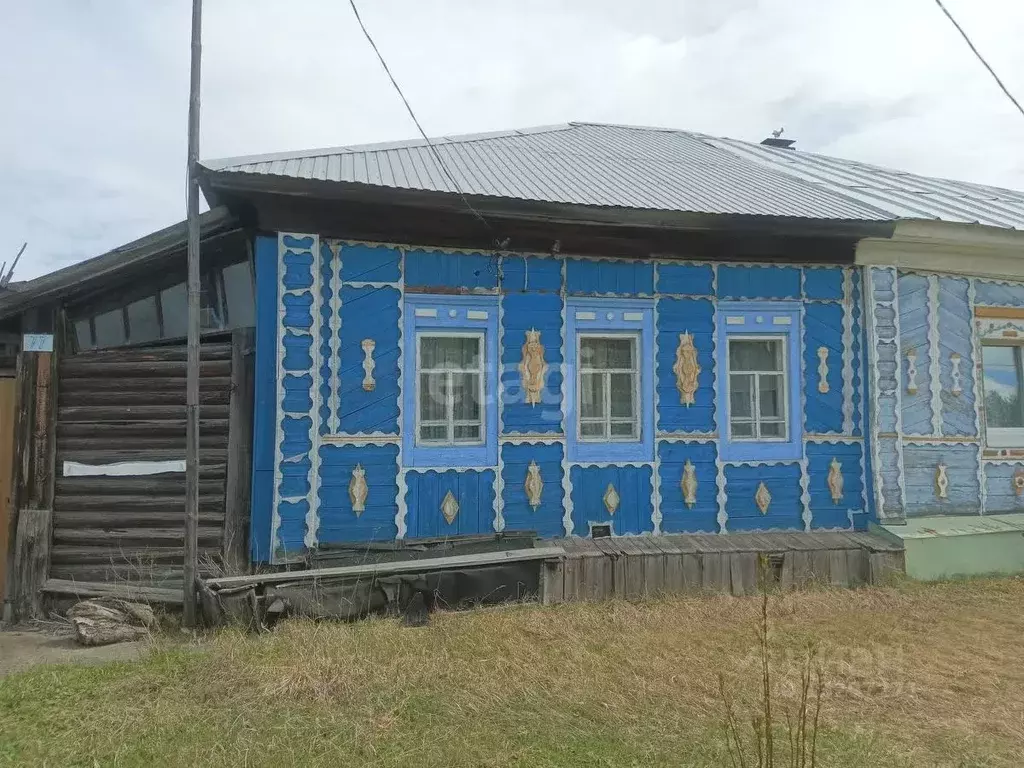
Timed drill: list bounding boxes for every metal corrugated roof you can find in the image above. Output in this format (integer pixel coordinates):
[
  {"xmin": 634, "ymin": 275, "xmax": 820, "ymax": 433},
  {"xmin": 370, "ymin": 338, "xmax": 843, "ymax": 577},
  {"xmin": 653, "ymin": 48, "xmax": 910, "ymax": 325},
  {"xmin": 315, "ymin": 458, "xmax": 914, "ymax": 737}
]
[{"xmin": 202, "ymin": 122, "xmax": 1024, "ymax": 230}]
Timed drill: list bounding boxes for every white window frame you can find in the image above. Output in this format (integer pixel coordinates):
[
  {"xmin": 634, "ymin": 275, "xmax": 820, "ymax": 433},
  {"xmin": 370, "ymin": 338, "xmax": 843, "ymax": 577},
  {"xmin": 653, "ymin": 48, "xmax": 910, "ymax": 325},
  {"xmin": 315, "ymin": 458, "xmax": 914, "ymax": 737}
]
[
  {"xmin": 576, "ymin": 332, "xmax": 642, "ymax": 443},
  {"xmin": 981, "ymin": 341, "xmax": 1024, "ymax": 448},
  {"xmin": 726, "ymin": 334, "xmax": 789, "ymax": 443},
  {"xmin": 415, "ymin": 330, "xmax": 486, "ymax": 447}
]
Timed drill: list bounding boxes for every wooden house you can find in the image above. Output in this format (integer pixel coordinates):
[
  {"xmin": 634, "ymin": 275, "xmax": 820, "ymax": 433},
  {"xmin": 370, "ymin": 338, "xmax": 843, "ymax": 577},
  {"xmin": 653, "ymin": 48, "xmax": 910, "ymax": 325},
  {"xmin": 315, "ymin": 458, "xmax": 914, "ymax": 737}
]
[{"xmin": 6, "ymin": 122, "xmax": 1024, "ymax": 617}]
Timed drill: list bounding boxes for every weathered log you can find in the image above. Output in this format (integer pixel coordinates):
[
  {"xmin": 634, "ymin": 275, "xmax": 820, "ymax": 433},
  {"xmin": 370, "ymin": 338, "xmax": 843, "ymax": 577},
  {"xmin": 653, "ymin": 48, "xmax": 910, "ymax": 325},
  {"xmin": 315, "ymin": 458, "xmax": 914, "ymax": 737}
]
[
  {"xmin": 67, "ymin": 597, "xmax": 156, "ymax": 646},
  {"xmin": 8, "ymin": 507, "xmax": 52, "ymax": 620}
]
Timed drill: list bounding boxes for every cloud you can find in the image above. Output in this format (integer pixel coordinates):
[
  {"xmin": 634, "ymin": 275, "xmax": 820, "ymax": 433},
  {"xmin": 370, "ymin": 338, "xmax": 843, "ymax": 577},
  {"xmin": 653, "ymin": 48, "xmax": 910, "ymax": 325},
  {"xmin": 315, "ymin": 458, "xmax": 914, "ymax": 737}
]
[{"xmin": 2, "ymin": 0, "xmax": 1023, "ymax": 279}]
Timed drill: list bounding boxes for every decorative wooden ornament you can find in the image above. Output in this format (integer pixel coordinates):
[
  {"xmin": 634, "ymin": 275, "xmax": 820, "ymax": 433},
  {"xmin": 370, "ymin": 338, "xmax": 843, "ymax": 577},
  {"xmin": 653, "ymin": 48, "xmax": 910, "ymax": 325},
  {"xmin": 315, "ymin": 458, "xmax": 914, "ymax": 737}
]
[
  {"xmin": 935, "ymin": 462, "xmax": 949, "ymax": 500},
  {"xmin": 441, "ymin": 490, "xmax": 460, "ymax": 525},
  {"xmin": 950, "ymin": 352, "xmax": 963, "ymax": 396},
  {"xmin": 673, "ymin": 332, "xmax": 701, "ymax": 406},
  {"xmin": 1014, "ymin": 468, "xmax": 1024, "ymax": 496},
  {"xmin": 681, "ymin": 459, "xmax": 698, "ymax": 509},
  {"xmin": 755, "ymin": 482, "xmax": 772, "ymax": 515},
  {"xmin": 361, "ymin": 339, "xmax": 376, "ymax": 392},
  {"xmin": 906, "ymin": 348, "xmax": 918, "ymax": 395},
  {"xmin": 603, "ymin": 483, "xmax": 620, "ymax": 515},
  {"xmin": 827, "ymin": 457, "xmax": 843, "ymax": 505},
  {"xmin": 348, "ymin": 463, "xmax": 368, "ymax": 516},
  {"xmin": 816, "ymin": 347, "xmax": 830, "ymax": 394},
  {"xmin": 524, "ymin": 460, "xmax": 543, "ymax": 511},
  {"xmin": 518, "ymin": 328, "xmax": 548, "ymax": 407}
]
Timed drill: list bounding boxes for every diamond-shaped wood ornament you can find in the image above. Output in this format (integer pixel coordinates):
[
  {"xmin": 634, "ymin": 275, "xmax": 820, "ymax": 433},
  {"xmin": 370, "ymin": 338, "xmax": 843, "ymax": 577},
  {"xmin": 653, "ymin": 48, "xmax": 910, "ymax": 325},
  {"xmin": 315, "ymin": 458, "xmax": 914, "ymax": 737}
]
[
  {"xmin": 441, "ymin": 490, "xmax": 459, "ymax": 525},
  {"xmin": 755, "ymin": 482, "xmax": 772, "ymax": 515},
  {"xmin": 603, "ymin": 483, "xmax": 620, "ymax": 515}
]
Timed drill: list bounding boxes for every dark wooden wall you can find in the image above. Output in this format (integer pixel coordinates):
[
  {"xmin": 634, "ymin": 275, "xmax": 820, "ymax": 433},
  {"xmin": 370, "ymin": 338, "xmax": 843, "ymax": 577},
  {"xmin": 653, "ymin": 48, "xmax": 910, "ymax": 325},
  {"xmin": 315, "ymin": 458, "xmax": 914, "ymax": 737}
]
[{"xmin": 45, "ymin": 331, "xmax": 252, "ymax": 594}]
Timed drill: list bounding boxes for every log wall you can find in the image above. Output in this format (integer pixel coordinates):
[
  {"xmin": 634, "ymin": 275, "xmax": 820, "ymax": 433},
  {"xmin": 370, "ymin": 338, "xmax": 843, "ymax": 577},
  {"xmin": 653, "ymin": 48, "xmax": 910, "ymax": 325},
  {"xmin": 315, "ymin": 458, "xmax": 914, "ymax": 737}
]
[{"xmin": 48, "ymin": 336, "xmax": 248, "ymax": 590}]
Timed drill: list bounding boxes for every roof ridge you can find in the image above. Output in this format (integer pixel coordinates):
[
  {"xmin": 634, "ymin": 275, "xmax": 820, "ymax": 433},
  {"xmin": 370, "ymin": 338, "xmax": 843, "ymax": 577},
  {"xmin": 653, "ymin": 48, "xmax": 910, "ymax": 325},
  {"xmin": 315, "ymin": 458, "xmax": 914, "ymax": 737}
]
[{"xmin": 202, "ymin": 123, "xmax": 576, "ymax": 170}]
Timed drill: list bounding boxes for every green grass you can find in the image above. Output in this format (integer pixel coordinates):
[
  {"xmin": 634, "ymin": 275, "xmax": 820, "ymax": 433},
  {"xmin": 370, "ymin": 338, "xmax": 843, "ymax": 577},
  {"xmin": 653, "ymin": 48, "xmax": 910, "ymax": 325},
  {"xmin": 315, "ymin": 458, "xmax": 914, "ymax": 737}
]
[{"xmin": 2, "ymin": 577, "xmax": 1024, "ymax": 766}]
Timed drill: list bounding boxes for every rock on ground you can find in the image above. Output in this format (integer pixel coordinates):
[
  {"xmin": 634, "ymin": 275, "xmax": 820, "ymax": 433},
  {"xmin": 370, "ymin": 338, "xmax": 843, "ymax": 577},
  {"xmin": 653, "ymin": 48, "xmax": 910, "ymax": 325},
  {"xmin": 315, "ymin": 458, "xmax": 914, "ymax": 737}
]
[{"xmin": 67, "ymin": 598, "xmax": 156, "ymax": 647}]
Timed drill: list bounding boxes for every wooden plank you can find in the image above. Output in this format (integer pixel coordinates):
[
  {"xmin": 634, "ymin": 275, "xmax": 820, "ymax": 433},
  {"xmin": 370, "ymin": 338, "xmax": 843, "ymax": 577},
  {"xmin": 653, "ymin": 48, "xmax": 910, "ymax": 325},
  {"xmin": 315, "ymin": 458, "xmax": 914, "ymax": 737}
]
[
  {"xmin": 617, "ymin": 539, "xmax": 646, "ymax": 599},
  {"xmin": 53, "ymin": 510, "xmax": 225, "ymax": 528},
  {"xmin": 206, "ymin": 546, "xmax": 568, "ymax": 589},
  {"xmin": 42, "ymin": 578, "xmax": 183, "ymax": 605},
  {"xmin": 681, "ymin": 553, "xmax": 701, "ymax": 592},
  {"xmin": 0, "ymin": 377, "xmax": 16, "ymax": 603},
  {"xmin": 54, "ymin": 494, "xmax": 223, "ymax": 512},
  {"xmin": 847, "ymin": 548, "xmax": 869, "ymax": 587},
  {"xmin": 30, "ymin": 352, "xmax": 54, "ymax": 509},
  {"xmin": 58, "ymin": 404, "xmax": 231, "ymax": 422},
  {"xmin": 61, "ymin": 343, "xmax": 232, "ymax": 364},
  {"xmin": 55, "ymin": 476, "xmax": 225, "ymax": 495},
  {"xmin": 869, "ymin": 551, "xmax": 905, "ymax": 584},
  {"xmin": 60, "ymin": 376, "xmax": 233, "ymax": 394},
  {"xmin": 60, "ymin": 359, "xmax": 232, "ymax": 378},
  {"xmin": 810, "ymin": 550, "xmax": 831, "ymax": 584},
  {"xmin": 731, "ymin": 552, "xmax": 759, "ymax": 596},
  {"xmin": 789, "ymin": 550, "xmax": 812, "ymax": 586},
  {"xmin": 540, "ymin": 559, "xmax": 564, "ymax": 605},
  {"xmin": 57, "ymin": 449, "xmax": 227, "ymax": 465},
  {"xmin": 580, "ymin": 547, "xmax": 611, "ymax": 601},
  {"xmin": 53, "ymin": 526, "xmax": 223, "ymax": 546},
  {"xmin": 57, "ymin": 390, "xmax": 230, "ymax": 408},
  {"xmin": 9, "ymin": 507, "xmax": 52, "ymax": 620},
  {"xmin": 637, "ymin": 538, "xmax": 665, "ymax": 596},
  {"xmin": 780, "ymin": 550, "xmax": 795, "ymax": 590},
  {"xmin": 652, "ymin": 537, "xmax": 684, "ymax": 593},
  {"xmin": 829, "ymin": 549, "xmax": 850, "ymax": 587},
  {"xmin": 701, "ymin": 552, "xmax": 727, "ymax": 593},
  {"xmin": 222, "ymin": 328, "xmax": 254, "ymax": 576},
  {"xmin": 50, "ymin": 545, "xmax": 219, "ymax": 565}
]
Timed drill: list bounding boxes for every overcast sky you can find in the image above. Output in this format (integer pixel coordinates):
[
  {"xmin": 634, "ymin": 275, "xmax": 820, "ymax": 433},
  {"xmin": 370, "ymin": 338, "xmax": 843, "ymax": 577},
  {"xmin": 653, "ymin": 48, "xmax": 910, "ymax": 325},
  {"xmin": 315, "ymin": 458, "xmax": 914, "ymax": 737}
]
[{"xmin": 3, "ymin": 0, "xmax": 1023, "ymax": 279}]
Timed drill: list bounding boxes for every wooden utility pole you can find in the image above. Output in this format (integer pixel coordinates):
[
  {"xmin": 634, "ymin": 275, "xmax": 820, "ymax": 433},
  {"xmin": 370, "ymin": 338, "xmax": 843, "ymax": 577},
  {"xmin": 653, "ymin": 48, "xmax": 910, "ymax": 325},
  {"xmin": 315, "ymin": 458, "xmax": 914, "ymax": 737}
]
[{"xmin": 183, "ymin": 0, "xmax": 203, "ymax": 626}]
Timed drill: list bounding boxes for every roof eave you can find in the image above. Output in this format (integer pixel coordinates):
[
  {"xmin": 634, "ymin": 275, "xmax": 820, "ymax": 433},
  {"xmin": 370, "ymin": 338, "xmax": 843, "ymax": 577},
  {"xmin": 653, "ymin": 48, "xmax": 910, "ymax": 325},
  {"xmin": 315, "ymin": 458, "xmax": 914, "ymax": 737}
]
[{"xmin": 201, "ymin": 168, "xmax": 896, "ymax": 241}]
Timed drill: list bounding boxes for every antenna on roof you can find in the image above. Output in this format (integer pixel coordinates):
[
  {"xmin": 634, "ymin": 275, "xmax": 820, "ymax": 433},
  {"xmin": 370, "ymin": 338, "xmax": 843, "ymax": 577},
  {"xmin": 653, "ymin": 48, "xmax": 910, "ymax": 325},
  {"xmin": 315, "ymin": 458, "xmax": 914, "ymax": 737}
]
[
  {"xmin": 1, "ymin": 242, "xmax": 27, "ymax": 287},
  {"xmin": 761, "ymin": 128, "xmax": 796, "ymax": 150}
]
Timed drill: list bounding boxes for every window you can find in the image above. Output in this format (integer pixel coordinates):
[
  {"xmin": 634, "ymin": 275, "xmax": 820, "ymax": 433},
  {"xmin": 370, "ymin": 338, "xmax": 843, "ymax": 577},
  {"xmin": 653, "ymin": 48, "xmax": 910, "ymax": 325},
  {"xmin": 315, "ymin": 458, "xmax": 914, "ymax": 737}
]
[
  {"xmin": 727, "ymin": 337, "xmax": 787, "ymax": 440},
  {"xmin": 402, "ymin": 295, "xmax": 498, "ymax": 466},
  {"xmin": 579, "ymin": 335, "xmax": 640, "ymax": 441},
  {"xmin": 566, "ymin": 299, "xmax": 654, "ymax": 462},
  {"xmin": 417, "ymin": 334, "xmax": 484, "ymax": 445},
  {"xmin": 982, "ymin": 344, "xmax": 1024, "ymax": 446},
  {"xmin": 717, "ymin": 303, "xmax": 801, "ymax": 461},
  {"xmin": 127, "ymin": 296, "xmax": 160, "ymax": 344}
]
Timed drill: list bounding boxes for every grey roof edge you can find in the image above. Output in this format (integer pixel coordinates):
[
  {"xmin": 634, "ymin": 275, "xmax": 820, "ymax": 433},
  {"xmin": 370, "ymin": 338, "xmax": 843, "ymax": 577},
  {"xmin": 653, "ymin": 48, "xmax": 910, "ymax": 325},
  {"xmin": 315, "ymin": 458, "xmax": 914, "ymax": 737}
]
[
  {"xmin": 202, "ymin": 123, "xmax": 576, "ymax": 171},
  {"xmin": 0, "ymin": 206, "xmax": 238, "ymax": 320}
]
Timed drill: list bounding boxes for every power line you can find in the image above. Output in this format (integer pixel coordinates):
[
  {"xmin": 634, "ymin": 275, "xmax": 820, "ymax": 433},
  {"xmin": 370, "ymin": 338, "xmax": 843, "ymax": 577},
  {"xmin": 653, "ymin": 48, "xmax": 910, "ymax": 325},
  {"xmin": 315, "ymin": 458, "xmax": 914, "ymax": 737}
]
[
  {"xmin": 933, "ymin": 0, "xmax": 1024, "ymax": 120},
  {"xmin": 346, "ymin": 0, "xmax": 495, "ymax": 236}
]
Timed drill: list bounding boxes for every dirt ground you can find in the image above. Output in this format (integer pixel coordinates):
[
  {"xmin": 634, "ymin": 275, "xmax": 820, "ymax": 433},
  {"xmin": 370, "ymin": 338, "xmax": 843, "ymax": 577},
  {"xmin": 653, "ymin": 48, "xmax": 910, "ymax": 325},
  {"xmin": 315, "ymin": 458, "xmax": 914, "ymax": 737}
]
[{"xmin": 0, "ymin": 626, "xmax": 146, "ymax": 677}]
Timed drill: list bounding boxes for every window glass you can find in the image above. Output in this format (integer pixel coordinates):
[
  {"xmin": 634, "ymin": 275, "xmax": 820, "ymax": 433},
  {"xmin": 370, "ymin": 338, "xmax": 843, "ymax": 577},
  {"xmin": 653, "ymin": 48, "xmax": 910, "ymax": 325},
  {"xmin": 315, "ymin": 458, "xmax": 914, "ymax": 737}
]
[
  {"xmin": 221, "ymin": 260, "xmax": 255, "ymax": 328},
  {"xmin": 983, "ymin": 344, "xmax": 1024, "ymax": 429},
  {"xmin": 74, "ymin": 319, "xmax": 93, "ymax": 351},
  {"xmin": 728, "ymin": 338, "xmax": 787, "ymax": 440},
  {"xmin": 417, "ymin": 334, "xmax": 483, "ymax": 445},
  {"xmin": 578, "ymin": 335, "xmax": 639, "ymax": 441},
  {"xmin": 92, "ymin": 309, "xmax": 125, "ymax": 348},
  {"xmin": 127, "ymin": 296, "xmax": 160, "ymax": 344},
  {"xmin": 160, "ymin": 283, "xmax": 187, "ymax": 339}
]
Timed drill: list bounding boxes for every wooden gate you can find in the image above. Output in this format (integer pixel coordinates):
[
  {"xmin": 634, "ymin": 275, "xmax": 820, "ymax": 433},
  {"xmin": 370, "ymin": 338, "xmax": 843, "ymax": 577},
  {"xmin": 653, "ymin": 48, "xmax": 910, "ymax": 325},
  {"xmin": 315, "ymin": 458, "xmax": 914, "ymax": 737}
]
[{"xmin": 45, "ymin": 332, "xmax": 252, "ymax": 598}]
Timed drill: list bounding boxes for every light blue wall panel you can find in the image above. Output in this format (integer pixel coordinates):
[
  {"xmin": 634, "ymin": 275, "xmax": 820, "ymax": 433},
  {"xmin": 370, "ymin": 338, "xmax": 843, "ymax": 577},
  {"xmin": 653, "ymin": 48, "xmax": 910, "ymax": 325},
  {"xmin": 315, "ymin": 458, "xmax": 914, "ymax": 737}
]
[
  {"xmin": 278, "ymin": 457, "xmax": 312, "ymax": 498},
  {"xmin": 501, "ymin": 293, "xmax": 563, "ymax": 433},
  {"xmin": 656, "ymin": 298, "xmax": 715, "ymax": 433},
  {"xmin": 565, "ymin": 258, "xmax": 654, "ymax": 296},
  {"xmin": 405, "ymin": 248, "xmax": 498, "ymax": 290},
  {"xmin": 805, "ymin": 442, "xmax": 863, "ymax": 529},
  {"xmin": 318, "ymin": 444, "xmax": 399, "ymax": 542},
  {"xmin": 717, "ymin": 265, "xmax": 800, "ymax": 300},
  {"xmin": 281, "ymin": 246, "xmax": 314, "ymax": 290},
  {"xmin": 501, "ymin": 443, "xmax": 565, "ymax": 537},
  {"xmin": 983, "ymin": 462, "xmax": 1024, "ymax": 513},
  {"xmin": 569, "ymin": 464, "xmax": 654, "ymax": 535},
  {"xmin": 339, "ymin": 286, "xmax": 401, "ymax": 434},
  {"xmin": 803, "ymin": 268, "xmax": 844, "ymax": 300},
  {"xmin": 501, "ymin": 255, "xmax": 562, "ymax": 292},
  {"xmin": 975, "ymin": 280, "xmax": 1024, "ymax": 307},
  {"xmin": 804, "ymin": 302, "xmax": 844, "ymax": 434},
  {"xmin": 281, "ymin": 416, "xmax": 313, "ymax": 459},
  {"xmin": 869, "ymin": 269, "xmax": 900, "ymax": 437},
  {"xmin": 657, "ymin": 263, "xmax": 714, "ymax": 296},
  {"xmin": 937, "ymin": 276, "xmax": 976, "ymax": 436},
  {"xmin": 339, "ymin": 243, "xmax": 401, "ymax": 283},
  {"xmin": 876, "ymin": 437, "xmax": 903, "ymax": 518},
  {"xmin": 251, "ymin": 235, "xmax": 279, "ymax": 562},
  {"xmin": 282, "ymin": 293, "xmax": 314, "ymax": 330},
  {"xmin": 902, "ymin": 443, "xmax": 980, "ymax": 516},
  {"xmin": 897, "ymin": 272, "xmax": 931, "ymax": 435},
  {"xmin": 405, "ymin": 469, "xmax": 497, "ymax": 538},
  {"xmin": 724, "ymin": 463, "xmax": 803, "ymax": 531},
  {"xmin": 657, "ymin": 441, "xmax": 719, "ymax": 533}
]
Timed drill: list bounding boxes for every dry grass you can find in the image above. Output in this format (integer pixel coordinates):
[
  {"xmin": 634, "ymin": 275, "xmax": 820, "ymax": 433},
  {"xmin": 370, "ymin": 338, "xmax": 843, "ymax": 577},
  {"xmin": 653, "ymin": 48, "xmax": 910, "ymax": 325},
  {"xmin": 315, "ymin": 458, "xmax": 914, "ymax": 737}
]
[{"xmin": 2, "ymin": 577, "xmax": 1024, "ymax": 766}]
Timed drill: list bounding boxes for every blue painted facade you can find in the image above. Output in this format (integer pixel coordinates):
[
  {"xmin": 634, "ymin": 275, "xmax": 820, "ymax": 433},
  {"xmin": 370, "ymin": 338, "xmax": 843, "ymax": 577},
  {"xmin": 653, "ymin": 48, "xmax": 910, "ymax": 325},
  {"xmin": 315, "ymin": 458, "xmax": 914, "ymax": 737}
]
[
  {"xmin": 252, "ymin": 235, "xmax": 873, "ymax": 562},
  {"xmin": 865, "ymin": 266, "xmax": 1024, "ymax": 523}
]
